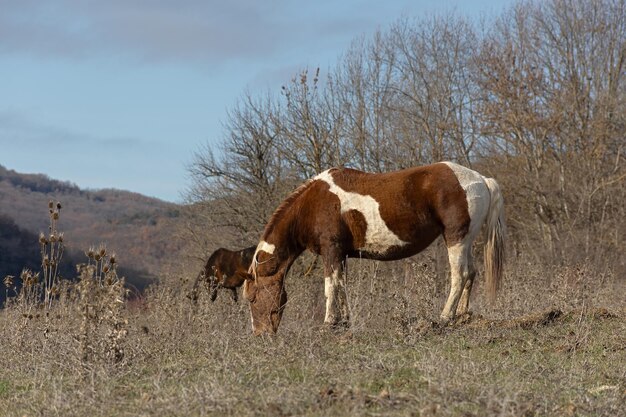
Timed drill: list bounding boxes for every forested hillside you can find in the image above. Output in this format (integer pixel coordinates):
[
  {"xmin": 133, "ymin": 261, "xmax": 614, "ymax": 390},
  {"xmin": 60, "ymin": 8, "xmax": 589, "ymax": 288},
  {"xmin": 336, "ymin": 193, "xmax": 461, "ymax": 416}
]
[{"xmin": 0, "ymin": 164, "xmax": 186, "ymax": 296}]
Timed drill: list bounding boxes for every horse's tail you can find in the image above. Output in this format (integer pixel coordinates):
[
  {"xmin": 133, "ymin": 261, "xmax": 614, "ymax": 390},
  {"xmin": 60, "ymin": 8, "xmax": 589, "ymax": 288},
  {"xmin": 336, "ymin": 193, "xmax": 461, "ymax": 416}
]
[{"xmin": 483, "ymin": 177, "xmax": 506, "ymax": 303}]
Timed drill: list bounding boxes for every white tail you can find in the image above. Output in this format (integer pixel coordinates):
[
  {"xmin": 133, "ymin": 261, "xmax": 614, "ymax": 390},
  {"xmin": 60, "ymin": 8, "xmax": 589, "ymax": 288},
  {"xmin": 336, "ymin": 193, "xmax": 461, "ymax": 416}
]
[{"xmin": 483, "ymin": 177, "xmax": 506, "ymax": 302}]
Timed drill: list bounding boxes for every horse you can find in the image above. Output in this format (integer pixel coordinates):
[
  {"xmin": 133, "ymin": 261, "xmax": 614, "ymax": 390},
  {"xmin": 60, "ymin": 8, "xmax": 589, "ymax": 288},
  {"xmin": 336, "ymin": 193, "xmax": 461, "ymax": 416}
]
[
  {"xmin": 190, "ymin": 246, "xmax": 256, "ymax": 303},
  {"xmin": 243, "ymin": 162, "xmax": 506, "ymax": 335}
]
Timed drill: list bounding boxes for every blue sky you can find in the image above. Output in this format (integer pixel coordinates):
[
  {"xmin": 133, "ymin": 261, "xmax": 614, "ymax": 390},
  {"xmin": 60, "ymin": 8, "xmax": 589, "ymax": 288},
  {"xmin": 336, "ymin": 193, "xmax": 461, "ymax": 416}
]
[{"xmin": 0, "ymin": 0, "xmax": 515, "ymax": 202}]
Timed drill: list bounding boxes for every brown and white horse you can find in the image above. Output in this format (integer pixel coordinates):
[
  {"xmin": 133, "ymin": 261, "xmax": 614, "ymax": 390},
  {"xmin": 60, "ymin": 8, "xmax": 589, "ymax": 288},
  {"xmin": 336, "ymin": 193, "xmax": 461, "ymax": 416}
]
[
  {"xmin": 244, "ymin": 162, "xmax": 506, "ymax": 335},
  {"xmin": 191, "ymin": 246, "xmax": 256, "ymax": 303}
]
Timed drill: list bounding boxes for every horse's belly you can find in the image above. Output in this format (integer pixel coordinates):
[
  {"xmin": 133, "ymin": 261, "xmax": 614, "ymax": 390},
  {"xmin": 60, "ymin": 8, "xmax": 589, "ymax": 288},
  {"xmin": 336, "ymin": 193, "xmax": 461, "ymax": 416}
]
[{"xmin": 348, "ymin": 226, "xmax": 441, "ymax": 261}]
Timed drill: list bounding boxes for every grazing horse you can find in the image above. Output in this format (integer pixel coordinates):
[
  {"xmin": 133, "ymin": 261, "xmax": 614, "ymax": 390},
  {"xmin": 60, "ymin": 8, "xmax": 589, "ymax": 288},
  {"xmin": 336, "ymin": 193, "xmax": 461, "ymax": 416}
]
[
  {"xmin": 191, "ymin": 246, "xmax": 256, "ymax": 303},
  {"xmin": 243, "ymin": 162, "xmax": 506, "ymax": 335}
]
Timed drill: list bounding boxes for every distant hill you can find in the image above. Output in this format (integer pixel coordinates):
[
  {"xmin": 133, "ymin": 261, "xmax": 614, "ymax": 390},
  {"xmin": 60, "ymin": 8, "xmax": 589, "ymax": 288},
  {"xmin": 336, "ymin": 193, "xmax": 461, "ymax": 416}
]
[{"xmin": 0, "ymin": 164, "xmax": 185, "ymax": 295}]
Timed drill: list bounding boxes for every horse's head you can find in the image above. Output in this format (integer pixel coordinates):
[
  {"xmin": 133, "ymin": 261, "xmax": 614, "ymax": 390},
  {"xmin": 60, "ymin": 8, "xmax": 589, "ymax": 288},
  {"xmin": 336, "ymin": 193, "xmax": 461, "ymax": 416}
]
[
  {"xmin": 242, "ymin": 275, "xmax": 286, "ymax": 335},
  {"xmin": 243, "ymin": 242, "xmax": 289, "ymax": 335}
]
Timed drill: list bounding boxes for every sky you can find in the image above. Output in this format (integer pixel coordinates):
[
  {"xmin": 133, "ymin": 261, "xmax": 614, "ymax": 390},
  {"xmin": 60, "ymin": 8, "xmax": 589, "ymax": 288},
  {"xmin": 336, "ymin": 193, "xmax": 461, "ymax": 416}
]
[{"xmin": 0, "ymin": 0, "xmax": 516, "ymax": 203}]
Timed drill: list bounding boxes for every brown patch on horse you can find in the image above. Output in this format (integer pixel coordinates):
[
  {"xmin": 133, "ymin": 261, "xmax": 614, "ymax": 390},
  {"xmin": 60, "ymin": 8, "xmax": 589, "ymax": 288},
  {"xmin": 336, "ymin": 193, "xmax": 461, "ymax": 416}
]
[
  {"xmin": 342, "ymin": 209, "xmax": 367, "ymax": 249},
  {"xmin": 327, "ymin": 164, "xmax": 471, "ymax": 255}
]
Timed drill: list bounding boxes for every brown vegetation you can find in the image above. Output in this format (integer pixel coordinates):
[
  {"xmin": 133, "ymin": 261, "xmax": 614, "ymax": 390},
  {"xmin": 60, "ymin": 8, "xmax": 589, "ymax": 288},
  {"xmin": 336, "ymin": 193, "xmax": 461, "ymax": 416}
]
[
  {"xmin": 0, "ymin": 164, "xmax": 183, "ymax": 282},
  {"xmin": 0, "ymin": 248, "xmax": 624, "ymax": 416},
  {"xmin": 1, "ymin": 0, "xmax": 625, "ymax": 415}
]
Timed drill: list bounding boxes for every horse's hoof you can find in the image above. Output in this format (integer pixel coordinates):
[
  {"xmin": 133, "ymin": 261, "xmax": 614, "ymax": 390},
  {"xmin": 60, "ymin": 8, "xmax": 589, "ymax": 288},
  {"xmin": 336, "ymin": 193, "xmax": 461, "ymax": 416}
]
[
  {"xmin": 455, "ymin": 311, "xmax": 473, "ymax": 324},
  {"xmin": 439, "ymin": 314, "xmax": 454, "ymax": 325}
]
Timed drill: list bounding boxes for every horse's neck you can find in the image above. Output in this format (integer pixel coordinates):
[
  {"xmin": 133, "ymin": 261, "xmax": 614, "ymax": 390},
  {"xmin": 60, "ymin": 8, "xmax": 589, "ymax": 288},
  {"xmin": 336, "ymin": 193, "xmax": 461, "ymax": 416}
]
[{"xmin": 266, "ymin": 218, "xmax": 305, "ymax": 268}]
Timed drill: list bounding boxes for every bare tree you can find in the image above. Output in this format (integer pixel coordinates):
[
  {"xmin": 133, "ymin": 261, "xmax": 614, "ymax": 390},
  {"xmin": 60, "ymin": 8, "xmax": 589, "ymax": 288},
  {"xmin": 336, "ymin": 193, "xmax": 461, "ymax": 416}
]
[
  {"xmin": 275, "ymin": 68, "xmax": 348, "ymax": 177},
  {"xmin": 389, "ymin": 15, "xmax": 480, "ymax": 167},
  {"xmin": 185, "ymin": 0, "xmax": 625, "ymax": 276},
  {"xmin": 330, "ymin": 31, "xmax": 401, "ymax": 172},
  {"xmin": 185, "ymin": 92, "xmax": 289, "ymax": 253},
  {"xmin": 475, "ymin": 0, "xmax": 625, "ymax": 263}
]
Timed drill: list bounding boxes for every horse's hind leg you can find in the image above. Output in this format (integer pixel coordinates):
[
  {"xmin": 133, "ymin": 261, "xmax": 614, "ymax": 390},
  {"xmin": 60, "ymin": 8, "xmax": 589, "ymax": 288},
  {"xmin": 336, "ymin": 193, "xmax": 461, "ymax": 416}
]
[
  {"xmin": 456, "ymin": 253, "xmax": 476, "ymax": 316},
  {"xmin": 440, "ymin": 242, "xmax": 471, "ymax": 323},
  {"xmin": 323, "ymin": 258, "xmax": 350, "ymax": 328}
]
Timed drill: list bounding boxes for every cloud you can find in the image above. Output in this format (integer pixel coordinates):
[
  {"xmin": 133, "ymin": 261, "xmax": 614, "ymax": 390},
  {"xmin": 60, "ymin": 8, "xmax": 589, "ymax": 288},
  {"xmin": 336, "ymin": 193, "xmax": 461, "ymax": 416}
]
[
  {"xmin": 0, "ymin": 109, "xmax": 184, "ymax": 201},
  {"xmin": 0, "ymin": 0, "xmax": 388, "ymax": 67},
  {"xmin": 0, "ymin": 109, "xmax": 145, "ymax": 149}
]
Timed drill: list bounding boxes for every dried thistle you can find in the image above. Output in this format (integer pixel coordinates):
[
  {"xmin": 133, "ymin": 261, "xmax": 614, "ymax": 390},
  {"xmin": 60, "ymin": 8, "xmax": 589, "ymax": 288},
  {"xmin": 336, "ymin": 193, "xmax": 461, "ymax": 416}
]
[
  {"xmin": 20, "ymin": 268, "xmax": 32, "ymax": 282},
  {"xmin": 41, "ymin": 200, "xmax": 65, "ymax": 308},
  {"xmin": 3, "ymin": 275, "xmax": 14, "ymax": 288},
  {"xmin": 20, "ymin": 269, "xmax": 40, "ymax": 289}
]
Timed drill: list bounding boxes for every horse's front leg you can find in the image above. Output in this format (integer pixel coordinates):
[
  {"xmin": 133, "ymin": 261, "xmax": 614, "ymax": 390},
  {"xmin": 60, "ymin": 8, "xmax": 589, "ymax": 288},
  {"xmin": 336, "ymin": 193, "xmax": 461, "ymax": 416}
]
[{"xmin": 323, "ymin": 258, "xmax": 350, "ymax": 328}]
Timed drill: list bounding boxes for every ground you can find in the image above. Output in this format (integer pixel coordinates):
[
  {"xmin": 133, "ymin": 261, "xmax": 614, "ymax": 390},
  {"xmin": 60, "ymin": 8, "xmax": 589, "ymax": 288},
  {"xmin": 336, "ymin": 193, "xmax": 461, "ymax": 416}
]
[{"xmin": 1, "ymin": 256, "xmax": 624, "ymax": 416}]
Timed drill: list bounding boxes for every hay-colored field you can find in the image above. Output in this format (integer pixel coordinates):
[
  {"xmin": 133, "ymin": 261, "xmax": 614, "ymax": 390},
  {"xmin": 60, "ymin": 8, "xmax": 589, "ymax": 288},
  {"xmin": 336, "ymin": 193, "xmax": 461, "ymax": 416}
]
[{"xmin": 1, "ymin": 257, "xmax": 624, "ymax": 417}]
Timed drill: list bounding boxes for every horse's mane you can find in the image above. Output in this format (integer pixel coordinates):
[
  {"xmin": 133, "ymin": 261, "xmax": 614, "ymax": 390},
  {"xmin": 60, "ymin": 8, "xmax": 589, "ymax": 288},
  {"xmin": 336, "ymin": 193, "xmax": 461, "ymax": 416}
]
[
  {"xmin": 248, "ymin": 179, "xmax": 315, "ymax": 278},
  {"xmin": 262, "ymin": 178, "xmax": 315, "ymax": 239}
]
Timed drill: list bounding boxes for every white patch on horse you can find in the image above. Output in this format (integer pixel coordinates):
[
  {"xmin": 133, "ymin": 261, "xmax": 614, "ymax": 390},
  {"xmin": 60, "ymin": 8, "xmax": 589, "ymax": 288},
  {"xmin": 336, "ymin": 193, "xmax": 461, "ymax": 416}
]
[
  {"xmin": 441, "ymin": 162, "xmax": 490, "ymax": 240},
  {"xmin": 251, "ymin": 240, "xmax": 276, "ymax": 273},
  {"xmin": 256, "ymin": 240, "xmax": 275, "ymax": 255},
  {"xmin": 324, "ymin": 267, "xmax": 349, "ymax": 324},
  {"xmin": 315, "ymin": 170, "xmax": 408, "ymax": 254},
  {"xmin": 324, "ymin": 270, "xmax": 338, "ymax": 323}
]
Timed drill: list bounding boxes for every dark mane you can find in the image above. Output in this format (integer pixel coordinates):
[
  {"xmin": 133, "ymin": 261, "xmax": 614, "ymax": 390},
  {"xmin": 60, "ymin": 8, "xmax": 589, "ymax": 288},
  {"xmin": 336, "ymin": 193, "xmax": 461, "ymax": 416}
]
[{"xmin": 262, "ymin": 178, "xmax": 315, "ymax": 239}]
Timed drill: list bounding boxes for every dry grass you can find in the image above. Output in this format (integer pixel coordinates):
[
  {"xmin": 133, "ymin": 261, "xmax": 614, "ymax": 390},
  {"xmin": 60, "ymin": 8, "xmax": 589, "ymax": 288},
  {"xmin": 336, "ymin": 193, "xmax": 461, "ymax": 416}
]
[
  {"xmin": 1, "ymin": 246, "xmax": 624, "ymax": 416},
  {"xmin": 1, "ymin": 203, "xmax": 624, "ymax": 416}
]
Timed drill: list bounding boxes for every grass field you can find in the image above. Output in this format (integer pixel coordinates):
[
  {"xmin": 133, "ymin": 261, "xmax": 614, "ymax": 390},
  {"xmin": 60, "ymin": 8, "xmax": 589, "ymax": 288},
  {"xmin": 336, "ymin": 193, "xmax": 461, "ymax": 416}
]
[{"xmin": 1, "ymin": 256, "xmax": 624, "ymax": 416}]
